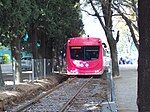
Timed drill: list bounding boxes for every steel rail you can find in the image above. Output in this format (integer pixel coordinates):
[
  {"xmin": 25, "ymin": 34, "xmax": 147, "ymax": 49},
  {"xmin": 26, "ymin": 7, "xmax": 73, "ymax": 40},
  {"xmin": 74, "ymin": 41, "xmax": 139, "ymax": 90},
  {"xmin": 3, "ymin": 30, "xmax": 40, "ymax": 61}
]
[
  {"xmin": 60, "ymin": 77, "xmax": 93, "ymax": 112},
  {"xmin": 11, "ymin": 77, "xmax": 76, "ymax": 112}
]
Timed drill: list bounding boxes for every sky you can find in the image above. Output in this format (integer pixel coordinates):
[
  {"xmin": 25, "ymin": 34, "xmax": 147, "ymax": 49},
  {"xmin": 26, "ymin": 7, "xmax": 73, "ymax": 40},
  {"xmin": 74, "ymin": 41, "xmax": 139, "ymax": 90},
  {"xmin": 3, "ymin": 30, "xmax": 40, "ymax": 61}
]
[{"xmin": 80, "ymin": 0, "xmax": 107, "ymax": 43}]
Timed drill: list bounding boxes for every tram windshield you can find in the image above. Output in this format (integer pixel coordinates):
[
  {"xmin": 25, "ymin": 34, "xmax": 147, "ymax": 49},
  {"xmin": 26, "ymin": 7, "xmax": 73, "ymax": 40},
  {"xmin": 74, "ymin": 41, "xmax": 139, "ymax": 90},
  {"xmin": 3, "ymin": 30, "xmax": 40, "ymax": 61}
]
[{"xmin": 70, "ymin": 46, "xmax": 99, "ymax": 60}]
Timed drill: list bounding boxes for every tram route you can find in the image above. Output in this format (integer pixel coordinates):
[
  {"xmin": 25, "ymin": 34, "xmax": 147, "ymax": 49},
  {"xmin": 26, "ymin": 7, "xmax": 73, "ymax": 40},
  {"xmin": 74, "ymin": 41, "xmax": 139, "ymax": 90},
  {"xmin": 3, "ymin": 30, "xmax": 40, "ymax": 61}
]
[
  {"xmin": 12, "ymin": 75, "xmax": 109, "ymax": 112},
  {"xmin": 60, "ymin": 77, "xmax": 93, "ymax": 112},
  {"xmin": 23, "ymin": 78, "xmax": 93, "ymax": 111},
  {"xmin": 11, "ymin": 77, "xmax": 76, "ymax": 112},
  {"xmin": 67, "ymin": 76, "xmax": 109, "ymax": 112}
]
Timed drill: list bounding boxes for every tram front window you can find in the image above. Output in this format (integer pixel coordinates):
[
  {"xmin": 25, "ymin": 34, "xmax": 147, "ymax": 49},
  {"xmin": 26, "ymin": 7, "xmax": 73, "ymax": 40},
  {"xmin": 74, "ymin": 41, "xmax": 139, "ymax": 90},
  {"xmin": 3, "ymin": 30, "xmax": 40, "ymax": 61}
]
[
  {"xmin": 70, "ymin": 47, "xmax": 83, "ymax": 60},
  {"xmin": 70, "ymin": 46, "xmax": 99, "ymax": 60}
]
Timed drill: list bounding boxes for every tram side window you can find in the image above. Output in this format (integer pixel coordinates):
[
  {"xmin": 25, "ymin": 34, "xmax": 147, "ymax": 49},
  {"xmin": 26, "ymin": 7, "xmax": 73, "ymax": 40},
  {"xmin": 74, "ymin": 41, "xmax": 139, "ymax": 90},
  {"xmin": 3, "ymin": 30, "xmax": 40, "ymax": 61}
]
[{"xmin": 70, "ymin": 47, "xmax": 83, "ymax": 60}]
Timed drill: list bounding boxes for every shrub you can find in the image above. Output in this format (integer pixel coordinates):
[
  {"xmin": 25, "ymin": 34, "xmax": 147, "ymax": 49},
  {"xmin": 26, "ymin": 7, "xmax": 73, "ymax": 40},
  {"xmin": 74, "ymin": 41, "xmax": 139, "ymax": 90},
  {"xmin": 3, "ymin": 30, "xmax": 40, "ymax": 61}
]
[{"xmin": 3, "ymin": 54, "xmax": 10, "ymax": 64}]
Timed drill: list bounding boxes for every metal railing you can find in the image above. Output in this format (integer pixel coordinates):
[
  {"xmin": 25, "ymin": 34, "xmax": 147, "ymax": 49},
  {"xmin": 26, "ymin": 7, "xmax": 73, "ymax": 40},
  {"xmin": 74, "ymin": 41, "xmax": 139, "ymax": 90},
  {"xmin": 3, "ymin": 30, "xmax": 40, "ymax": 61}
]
[{"xmin": 0, "ymin": 58, "xmax": 66, "ymax": 89}]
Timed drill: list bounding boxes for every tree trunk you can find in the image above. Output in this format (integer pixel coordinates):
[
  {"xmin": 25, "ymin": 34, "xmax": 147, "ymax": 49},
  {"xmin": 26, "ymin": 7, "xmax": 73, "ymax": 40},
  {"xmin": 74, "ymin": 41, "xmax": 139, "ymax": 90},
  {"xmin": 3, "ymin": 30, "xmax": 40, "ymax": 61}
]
[
  {"xmin": 107, "ymin": 31, "xmax": 120, "ymax": 77},
  {"xmin": 11, "ymin": 38, "xmax": 23, "ymax": 83},
  {"xmin": 110, "ymin": 42, "xmax": 119, "ymax": 76},
  {"xmin": 101, "ymin": 0, "xmax": 120, "ymax": 77},
  {"xmin": 40, "ymin": 35, "xmax": 46, "ymax": 58},
  {"xmin": 138, "ymin": 0, "xmax": 150, "ymax": 111},
  {"xmin": 31, "ymin": 29, "xmax": 38, "ymax": 59},
  {"xmin": 46, "ymin": 38, "xmax": 53, "ymax": 74}
]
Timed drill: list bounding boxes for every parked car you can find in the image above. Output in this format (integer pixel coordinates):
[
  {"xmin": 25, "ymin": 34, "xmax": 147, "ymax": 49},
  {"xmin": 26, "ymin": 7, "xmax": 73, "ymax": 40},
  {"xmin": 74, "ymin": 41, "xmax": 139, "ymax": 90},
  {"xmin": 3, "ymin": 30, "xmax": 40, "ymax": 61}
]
[{"xmin": 21, "ymin": 56, "xmax": 32, "ymax": 71}]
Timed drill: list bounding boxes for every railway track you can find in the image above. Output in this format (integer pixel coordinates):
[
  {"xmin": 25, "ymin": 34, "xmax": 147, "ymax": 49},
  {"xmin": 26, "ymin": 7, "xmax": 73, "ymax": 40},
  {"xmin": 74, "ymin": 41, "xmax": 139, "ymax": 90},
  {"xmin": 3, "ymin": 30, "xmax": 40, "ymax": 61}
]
[
  {"xmin": 11, "ymin": 75, "xmax": 112, "ymax": 112},
  {"xmin": 60, "ymin": 77, "xmax": 93, "ymax": 112}
]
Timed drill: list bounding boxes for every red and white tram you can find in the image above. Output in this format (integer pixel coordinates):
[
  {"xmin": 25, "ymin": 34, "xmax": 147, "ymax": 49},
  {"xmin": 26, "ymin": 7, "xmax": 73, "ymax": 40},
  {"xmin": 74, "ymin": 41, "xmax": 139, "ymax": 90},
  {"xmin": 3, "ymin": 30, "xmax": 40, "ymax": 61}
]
[{"xmin": 66, "ymin": 37, "xmax": 106, "ymax": 75}]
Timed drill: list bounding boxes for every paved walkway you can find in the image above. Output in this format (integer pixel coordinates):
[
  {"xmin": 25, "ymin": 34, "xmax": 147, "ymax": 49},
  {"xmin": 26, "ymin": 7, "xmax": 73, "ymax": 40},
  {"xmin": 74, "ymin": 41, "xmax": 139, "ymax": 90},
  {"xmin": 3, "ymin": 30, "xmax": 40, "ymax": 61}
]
[{"xmin": 114, "ymin": 65, "xmax": 138, "ymax": 112}]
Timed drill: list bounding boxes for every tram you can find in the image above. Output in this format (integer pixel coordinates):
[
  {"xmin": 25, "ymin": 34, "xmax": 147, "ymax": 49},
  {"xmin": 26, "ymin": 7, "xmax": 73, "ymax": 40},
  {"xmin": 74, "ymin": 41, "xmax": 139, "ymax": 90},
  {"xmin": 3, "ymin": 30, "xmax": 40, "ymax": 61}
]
[{"xmin": 66, "ymin": 37, "xmax": 106, "ymax": 75}]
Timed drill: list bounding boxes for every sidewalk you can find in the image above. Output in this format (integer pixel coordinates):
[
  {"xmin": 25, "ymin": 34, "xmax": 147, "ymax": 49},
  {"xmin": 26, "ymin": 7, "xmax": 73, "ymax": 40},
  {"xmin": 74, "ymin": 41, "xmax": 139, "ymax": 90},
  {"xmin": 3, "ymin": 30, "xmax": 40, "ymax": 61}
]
[{"xmin": 114, "ymin": 65, "xmax": 138, "ymax": 112}]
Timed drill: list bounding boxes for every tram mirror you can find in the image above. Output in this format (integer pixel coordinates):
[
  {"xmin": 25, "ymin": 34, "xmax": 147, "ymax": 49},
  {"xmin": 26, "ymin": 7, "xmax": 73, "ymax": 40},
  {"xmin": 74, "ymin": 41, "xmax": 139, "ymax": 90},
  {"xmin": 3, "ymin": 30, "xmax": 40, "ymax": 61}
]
[{"xmin": 102, "ymin": 43, "xmax": 107, "ymax": 48}]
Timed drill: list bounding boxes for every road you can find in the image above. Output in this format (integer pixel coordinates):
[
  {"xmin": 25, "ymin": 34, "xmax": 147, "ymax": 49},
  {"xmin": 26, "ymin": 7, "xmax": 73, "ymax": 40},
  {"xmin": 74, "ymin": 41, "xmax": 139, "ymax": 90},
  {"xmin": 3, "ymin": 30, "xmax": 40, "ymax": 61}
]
[{"xmin": 114, "ymin": 65, "xmax": 138, "ymax": 112}]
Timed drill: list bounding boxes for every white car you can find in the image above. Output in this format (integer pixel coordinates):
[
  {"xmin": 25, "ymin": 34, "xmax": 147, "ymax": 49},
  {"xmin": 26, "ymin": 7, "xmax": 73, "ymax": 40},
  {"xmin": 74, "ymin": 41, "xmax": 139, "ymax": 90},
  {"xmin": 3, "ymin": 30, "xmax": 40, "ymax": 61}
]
[{"xmin": 21, "ymin": 56, "xmax": 32, "ymax": 71}]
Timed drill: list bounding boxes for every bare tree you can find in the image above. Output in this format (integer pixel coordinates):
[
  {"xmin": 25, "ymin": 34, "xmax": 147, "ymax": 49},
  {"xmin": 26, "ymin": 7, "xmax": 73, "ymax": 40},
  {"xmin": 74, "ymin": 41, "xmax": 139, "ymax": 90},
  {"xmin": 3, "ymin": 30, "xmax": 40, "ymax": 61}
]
[
  {"xmin": 82, "ymin": 0, "xmax": 120, "ymax": 76},
  {"xmin": 138, "ymin": 0, "xmax": 150, "ymax": 111},
  {"xmin": 113, "ymin": 0, "xmax": 139, "ymax": 50}
]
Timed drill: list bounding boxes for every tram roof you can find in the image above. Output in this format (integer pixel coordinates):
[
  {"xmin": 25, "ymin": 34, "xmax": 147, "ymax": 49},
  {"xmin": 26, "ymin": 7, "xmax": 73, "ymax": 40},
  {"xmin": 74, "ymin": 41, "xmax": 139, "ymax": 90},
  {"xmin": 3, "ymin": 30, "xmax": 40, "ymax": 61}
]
[{"xmin": 67, "ymin": 37, "xmax": 102, "ymax": 46}]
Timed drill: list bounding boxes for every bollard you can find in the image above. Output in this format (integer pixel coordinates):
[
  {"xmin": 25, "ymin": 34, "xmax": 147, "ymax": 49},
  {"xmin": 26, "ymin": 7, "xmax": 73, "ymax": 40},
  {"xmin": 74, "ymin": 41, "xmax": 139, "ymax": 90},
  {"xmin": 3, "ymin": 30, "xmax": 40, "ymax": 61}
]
[
  {"xmin": 32, "ymin": 59, "xmax": 34, "ymax": 81},
  {"xmin": 0, "ymin": 100, "xmax": 4, "ymax": 111},
  {"xmin": 44, "ymin": 58, "xmax": 46, "ymax": 78},
  {"xmin": 102, "ymin": 101, "xmax": 117, "ymax": 112}
]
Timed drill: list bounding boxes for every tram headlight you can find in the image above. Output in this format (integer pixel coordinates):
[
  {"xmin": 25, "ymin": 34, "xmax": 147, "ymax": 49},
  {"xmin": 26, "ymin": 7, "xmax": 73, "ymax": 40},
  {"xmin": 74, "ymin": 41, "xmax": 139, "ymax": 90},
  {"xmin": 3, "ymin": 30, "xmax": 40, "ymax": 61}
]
[
  {"xmin": 95, "ymin": 70, "xmax": 99, "ymax": 73},
  {"xmin": 70, "ymin": 69, "xmax": 79, "ymax": 74}
]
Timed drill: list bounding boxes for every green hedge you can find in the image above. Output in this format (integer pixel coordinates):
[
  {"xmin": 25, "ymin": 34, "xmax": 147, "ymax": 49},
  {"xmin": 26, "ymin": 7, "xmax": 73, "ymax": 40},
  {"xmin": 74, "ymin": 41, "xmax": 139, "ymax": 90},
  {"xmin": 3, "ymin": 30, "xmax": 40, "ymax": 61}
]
[{"xmin": 3, "ymin": 54, "xmax": 10, "ymax": 64}]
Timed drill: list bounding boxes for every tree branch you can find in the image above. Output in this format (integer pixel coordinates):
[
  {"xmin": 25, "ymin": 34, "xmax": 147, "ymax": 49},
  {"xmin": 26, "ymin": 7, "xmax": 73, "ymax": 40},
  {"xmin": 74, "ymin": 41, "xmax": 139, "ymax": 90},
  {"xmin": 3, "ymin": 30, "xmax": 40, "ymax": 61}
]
[
  {"xmin": 112, "ymin": 4, "xmax": 139, "ymax": 49},
  {"xmin": 81, "ymin": 9, "xmax": 96, "ymax": 16},
  {"xmin": 116, "ymin": 30, "xmax": 119, "ymax": 43},
  {"xmin": 88, "ymin": 0, "xmax": 106, "ymax": 31}
]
